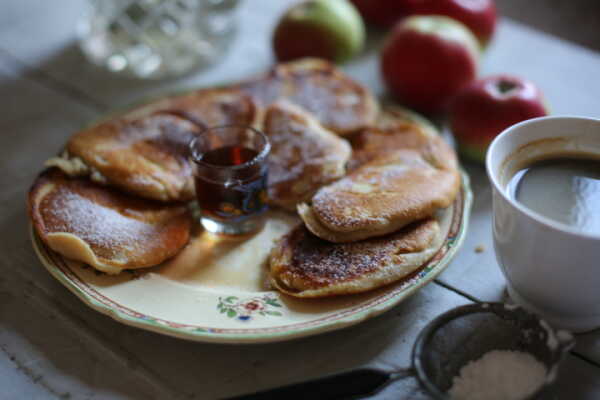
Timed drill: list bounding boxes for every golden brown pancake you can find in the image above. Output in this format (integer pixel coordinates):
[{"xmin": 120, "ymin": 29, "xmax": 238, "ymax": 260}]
[
  {"xmin": 298, "ymin": 148, "xmax": 460, "ymax": 243},
  {"xmin": 264, "ymin": 101, "xmax": 351, "ymax": 210},
  {"xmin": 121, "ymin": 87, "xmax": 259, "ymax": 129},
  {"xmin": 237, "ymin": 58, "xmax": 379, "ymax": 135},
  {"xmin": 29, "ymin": 169, "xmax": 191, "ymax": 274},
  {"xmin": 347, "ymin": 107, "xmax": 448, "ymax": 172},
  {"xmin": 375, "ymin": 105, "xmax": 439, "ymax": 138},
  {"xmin": 270, "ymin": 219, "xmax": 441, "ymax": 298},
  {"xmin": 47, "ymin": 114, "xmax": 202, "ymax": 202}
]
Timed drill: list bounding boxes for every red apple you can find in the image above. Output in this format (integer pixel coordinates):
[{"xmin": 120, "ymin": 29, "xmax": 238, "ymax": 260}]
[
  {"xmin": 407, "ymin": 0, "xmax": 497, "ymax": 45},
  {"xmin": 381, "ymin": 15, "xmax": 480, "ymax": 114},
  {"xmin": 449, "ymin": 75, "xmax": 548, "ymax": 162},
  {"xmin": 351, "ymin": 0, "xmax": 497, "ymax": 46},
  {"xmin": 349, "ymin": 0, "xmax": 412, "ymax": 27}
]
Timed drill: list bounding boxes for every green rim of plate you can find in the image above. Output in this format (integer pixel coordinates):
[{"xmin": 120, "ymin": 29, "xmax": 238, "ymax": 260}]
[{"xmin": 30, "ymin": 171, "xmax": 472, "ymax": 344}]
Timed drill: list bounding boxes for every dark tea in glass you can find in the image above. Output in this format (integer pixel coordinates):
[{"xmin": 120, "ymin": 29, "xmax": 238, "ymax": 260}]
[{"xmin": 190, "ymin": 126, "xmax": 270, "ymax": 235}]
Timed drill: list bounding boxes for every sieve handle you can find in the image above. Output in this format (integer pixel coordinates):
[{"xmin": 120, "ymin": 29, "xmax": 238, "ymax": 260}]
[{"xmin": 226, "ymin": 367, "xmax": 412, "ymax": 400}]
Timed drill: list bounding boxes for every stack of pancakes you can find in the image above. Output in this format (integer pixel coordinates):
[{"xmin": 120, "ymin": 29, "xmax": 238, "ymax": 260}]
[{"xmin": 29, "ymin": 58, "xmax": 460, "ymax": 297}]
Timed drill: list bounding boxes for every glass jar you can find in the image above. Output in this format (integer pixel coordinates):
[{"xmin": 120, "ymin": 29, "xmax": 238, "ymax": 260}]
[{"xmin": 78, "ymin": 0, "xmax": 239, "ymax": 79}]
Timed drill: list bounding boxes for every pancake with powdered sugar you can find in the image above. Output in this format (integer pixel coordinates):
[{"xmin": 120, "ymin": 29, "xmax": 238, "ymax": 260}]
[
  {"xmin": 298, "ymin": 147, "xmax": 460, "ymax": 243},
  {"xmin": 29, "ymin": 169, "xmax": 191, "ymax": 274},
  {"xmin": 298, "ymin": 106, "xmax": 460, "ymax": 243},
  {"xmin": 46, "ymin": 114, "xmax": 203, "ymax": 202},
  {"xmin": 347, "ymin": 106, "xmax": 447, "ymax": 172},
  {"xmin": 46, "ymin": 87, "xmax": 258, "ymax": 203},
  {"xmin": 121, "ymin": 87, "xmax": 258, "ymax": 129},
  {"xmin": 264, "ymin": 101, "xmax": 351, "ymax": 210},
  {"xmin": 237, "ymin": 58, "xmax": 379, "ymax": 135}
]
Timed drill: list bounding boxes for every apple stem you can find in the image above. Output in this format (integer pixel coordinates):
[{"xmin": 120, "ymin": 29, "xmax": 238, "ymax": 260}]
[{"xmin": 497, "ymin": 80, "xmax": 517, "ymax": 94}]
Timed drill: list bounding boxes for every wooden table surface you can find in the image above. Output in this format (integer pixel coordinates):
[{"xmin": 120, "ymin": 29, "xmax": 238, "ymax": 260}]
[{"xmin": 1, "ymin": 1, "xmax": 599, "ymax": 399}]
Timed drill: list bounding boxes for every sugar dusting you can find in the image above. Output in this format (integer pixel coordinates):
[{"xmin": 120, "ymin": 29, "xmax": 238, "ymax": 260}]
[
  {"xmin": 288, "ymin": 220, "xmax": 435, "ymax": 283},
  {"xmin": 288, "ymin": 71, "xmax": 367, "ymax": 129},
  {"xmin": 312, "ymin": 152, "xmax": 432, "ymax": 228},
  {"xmin": 313, "ymin": 183, "xmax": 387, "ymax": 227},
  {"xmin": 46, "ymin": 190, "xmax": 152, "ymax": 251},
  {"xmin": 265, "ymin": 103, "xmax": 349, "ymax": 193},
  {"xmin": 448, "ymin": 350, "xmax": 547, "ymax": 400},
  {"xmin": 291, "ymin": 229, "xmax": 394, "ymax": 282}
]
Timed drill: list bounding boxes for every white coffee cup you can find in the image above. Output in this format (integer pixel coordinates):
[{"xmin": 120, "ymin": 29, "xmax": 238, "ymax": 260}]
[{"xmin": 486, "ymin": 116, "xmax": 600, "ymax": 332}]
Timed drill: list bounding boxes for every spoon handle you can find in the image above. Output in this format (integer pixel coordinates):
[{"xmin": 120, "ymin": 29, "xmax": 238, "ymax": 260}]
[{"xmin": 226, "ymin": 367, "xmax": 411, "ymax": 400}]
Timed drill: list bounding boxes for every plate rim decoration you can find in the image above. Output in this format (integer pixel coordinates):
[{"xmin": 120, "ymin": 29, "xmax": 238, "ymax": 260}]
[{"xmin": 30, "ymin": 172, "xmax": 472, "ymax": 344}]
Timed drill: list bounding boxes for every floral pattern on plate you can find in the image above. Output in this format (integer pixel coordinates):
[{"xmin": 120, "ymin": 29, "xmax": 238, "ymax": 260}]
[{"xmin": 217, "ymin": 294, "xmax": 283, "ymax": 322}]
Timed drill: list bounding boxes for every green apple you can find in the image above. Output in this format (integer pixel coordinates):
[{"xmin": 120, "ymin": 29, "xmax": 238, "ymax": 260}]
[{"xmin": 273, "ymin": 0, "xmax": 365, "ymax": 63}]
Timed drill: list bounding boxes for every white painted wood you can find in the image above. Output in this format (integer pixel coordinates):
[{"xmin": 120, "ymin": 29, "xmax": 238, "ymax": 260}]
[
  {"xmin": 1, "ymin": 1, "xmax": 600, "ymax": 398},
  {"xmin": 436, "ymin": 164, "xmax": 507, "ymax": 302},
  {"xmin": 0, "ymin": 339, "xmax": 58, "ymax": 400},
  {"xmin": 0, "ymin": 286, "xmax": 161, "ymax": 400}
]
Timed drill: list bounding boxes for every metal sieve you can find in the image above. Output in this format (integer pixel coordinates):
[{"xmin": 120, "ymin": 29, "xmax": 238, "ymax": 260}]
[{"xmin": 229, "ymin": 302, "xmax": 574, "ymax": 400}]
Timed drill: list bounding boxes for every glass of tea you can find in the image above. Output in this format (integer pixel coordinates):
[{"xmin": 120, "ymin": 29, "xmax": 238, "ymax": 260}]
[{"xmin": 189, "ymin": 125, "xmax": 270, "ymax": 235}]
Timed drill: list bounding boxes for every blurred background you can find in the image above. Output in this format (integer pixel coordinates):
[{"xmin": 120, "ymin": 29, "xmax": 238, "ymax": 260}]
[{"xmin": 499, "ymin": 0, "xmax": 600, "ymax": 51}]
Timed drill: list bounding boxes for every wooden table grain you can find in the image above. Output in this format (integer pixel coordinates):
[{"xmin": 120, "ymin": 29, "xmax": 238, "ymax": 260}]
[{"xmin": 1, "ymin": 1, "xmax": 599, "ymax": 399}]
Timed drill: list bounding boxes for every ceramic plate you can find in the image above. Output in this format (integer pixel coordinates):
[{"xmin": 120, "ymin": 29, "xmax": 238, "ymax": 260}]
[{"xmin": 30, "ymin": 172, "xmax": 471, "ymax": 344}]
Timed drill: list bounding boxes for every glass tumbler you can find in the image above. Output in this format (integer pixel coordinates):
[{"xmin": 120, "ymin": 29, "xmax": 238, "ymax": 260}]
[
  {"xmin": 78, "ymin": 0, "xmax": 239, "ymax": 79},
  {"xmin": 190, "ymin": 126, "xmax": 270, "ymax": 235}
]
